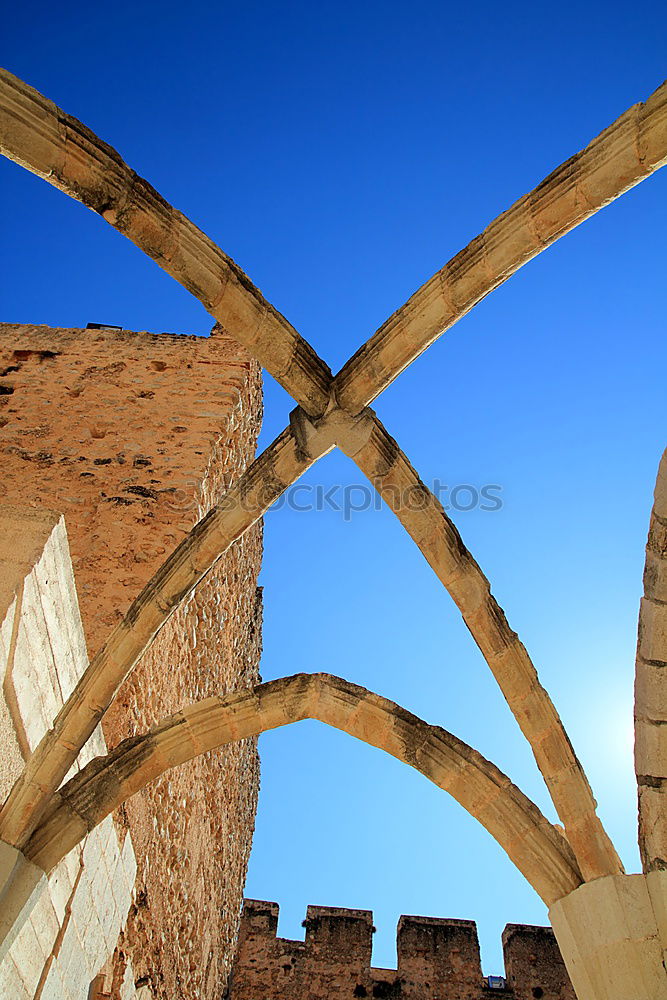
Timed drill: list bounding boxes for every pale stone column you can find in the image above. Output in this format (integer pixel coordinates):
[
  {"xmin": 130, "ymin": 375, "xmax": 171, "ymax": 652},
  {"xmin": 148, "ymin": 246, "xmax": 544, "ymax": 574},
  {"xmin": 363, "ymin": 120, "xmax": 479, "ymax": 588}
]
[
  {"xmin": 0, "ymin": 840, "xmax": 46, "ymax": 962},
  {"xmin": 549, "ymin": 871, "xmax": 667, "ymax": 1000}
]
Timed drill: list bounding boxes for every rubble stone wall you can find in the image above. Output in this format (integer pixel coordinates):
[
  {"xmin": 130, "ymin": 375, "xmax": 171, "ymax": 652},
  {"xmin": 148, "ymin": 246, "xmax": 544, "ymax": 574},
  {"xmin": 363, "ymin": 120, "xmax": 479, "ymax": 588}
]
[
  {"xmin": 0, "ymin": 323, "xmax": 264, "ymax": 999},
  {"xmin": 229, "ymin": 900, "xmax": 576, "ymax": 1000}
]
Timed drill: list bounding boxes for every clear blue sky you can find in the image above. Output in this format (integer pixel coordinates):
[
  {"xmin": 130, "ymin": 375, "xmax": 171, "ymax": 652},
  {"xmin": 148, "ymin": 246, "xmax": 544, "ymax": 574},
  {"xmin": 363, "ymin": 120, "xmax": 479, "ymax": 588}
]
[{"xmin": 2, "ymin": 0, "xmax": 666, "ymax": 977}]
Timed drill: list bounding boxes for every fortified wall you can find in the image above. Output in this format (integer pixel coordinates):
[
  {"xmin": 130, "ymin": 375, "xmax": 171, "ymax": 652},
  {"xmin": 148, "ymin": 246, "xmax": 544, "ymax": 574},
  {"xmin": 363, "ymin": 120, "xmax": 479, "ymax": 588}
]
[
  {"xmin": 0, "ymin": 322, "xmax": 263, "ymax": 999},
  {"xmin": 229, "ymin": 900, "xmax": 576, "ymax": 1000}
]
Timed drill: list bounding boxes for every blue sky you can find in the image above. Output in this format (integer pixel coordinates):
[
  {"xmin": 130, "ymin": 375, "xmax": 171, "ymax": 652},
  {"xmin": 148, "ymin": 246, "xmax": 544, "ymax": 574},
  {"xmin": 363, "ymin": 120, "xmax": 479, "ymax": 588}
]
[{"xmin": 2, "ymin": 0, "xmax": 666, "ymax": 976}]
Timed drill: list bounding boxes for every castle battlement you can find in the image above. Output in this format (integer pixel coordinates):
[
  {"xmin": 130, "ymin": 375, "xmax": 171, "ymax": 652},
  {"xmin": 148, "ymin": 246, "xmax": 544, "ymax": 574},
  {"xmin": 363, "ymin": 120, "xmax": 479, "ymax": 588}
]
[{"xmin": 229, "ymin": 900, "xmax": 576, "ymax": 999}]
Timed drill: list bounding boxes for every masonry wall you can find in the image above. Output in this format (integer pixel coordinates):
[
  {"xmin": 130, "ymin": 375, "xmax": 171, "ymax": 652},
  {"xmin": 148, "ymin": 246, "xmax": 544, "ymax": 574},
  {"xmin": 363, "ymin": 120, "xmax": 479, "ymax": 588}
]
[
  {"xmin": 0, "ymin": 507, "xmax": 139, "ymax": 1000},
  {"xmin": 0, "ymin": 323, "xmax": 264, "ymax": 999},
  {"xmin": 228, "ymin": 900, "xmax": 577, "ymax": 1000}
]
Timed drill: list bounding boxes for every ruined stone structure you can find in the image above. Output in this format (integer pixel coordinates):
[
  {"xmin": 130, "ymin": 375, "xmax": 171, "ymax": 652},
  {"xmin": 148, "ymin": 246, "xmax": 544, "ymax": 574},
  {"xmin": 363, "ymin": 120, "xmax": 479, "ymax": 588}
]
[
  {"xmin": 0, "ymin": 505, "xmax": 142, "ymax": 999},
  {"xmin": 0, "ymin": 323, "xmax": 263, "ymax": 998},
  {"xmin": 229, "ymin": 900, "xmax": 576, "ymax": 1000},
  {"xmin": 1, "ymin": 67, "xmax": 666, "ymax": 1000}
]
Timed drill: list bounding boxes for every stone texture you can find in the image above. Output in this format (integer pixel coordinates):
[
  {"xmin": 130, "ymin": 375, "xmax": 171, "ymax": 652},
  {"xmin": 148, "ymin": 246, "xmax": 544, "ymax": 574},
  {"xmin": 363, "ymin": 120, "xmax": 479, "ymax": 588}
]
[
  {"xmin": 26, "ymin": 673, "xmax": 581, "ymax": 910},
  {"xmin": 549, "ymin": 872, "xmax": 667, "ymax": 1000},
  {"xmin": 0, "ymin": 839, "xmax": 47, "ymax": 963},
  {"xmin": 635, "ymin": 450, "xmax": 667, "ymax": 873},
  {"xmin": 2, "ymin": 70, "xmax": 660, "ymax": 894},
  {"xmin": 228, "ymin": 900, "xmax": 576, "ymax": 999},
  {"xmin": 0, "ymin": 506, "xmax": 138, "ymax": 999},
  {"xmin": 0, "ymin": 322, "xmax": 260, "ymax": 660},
  {"xmin": 1, "ymin": 65, "xmax": 666, "ymax": 1000},
  {"xmin": 503, "ymin": 923, "xmax": 577, "ymax": 1000},
  {"xmin": 0, "ymin": 322, "xmax": 264, "ymax": 999}
]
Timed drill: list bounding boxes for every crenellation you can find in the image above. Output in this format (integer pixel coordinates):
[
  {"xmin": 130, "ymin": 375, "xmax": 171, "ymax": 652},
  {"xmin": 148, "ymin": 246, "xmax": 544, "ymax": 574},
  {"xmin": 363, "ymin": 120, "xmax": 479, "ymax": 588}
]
[
  {"xmin": 304, "ymin": 905, "xmax": 375, "ymax": 966},
  {"xmin": 229, "ymin": 900, "xmax": 576, "ymax": 1000},
  {"xmin": 502, "ymin": 924, "xmax": 579, "ymax": 1000},
  {"xmin": 242, "ymin": 899, "xmax": 280, "ymax": 936},
  {"xmin": 397, "ymin": 914, "xmax": 483, "ymax": 994}
]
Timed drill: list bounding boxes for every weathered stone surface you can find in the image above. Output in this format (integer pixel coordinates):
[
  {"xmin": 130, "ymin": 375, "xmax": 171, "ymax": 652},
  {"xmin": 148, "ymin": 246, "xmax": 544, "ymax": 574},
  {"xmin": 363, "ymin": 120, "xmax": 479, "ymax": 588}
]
[
  {"xmin": 0, "ymin": 322, "xmax": 260, "ymax": 660},
  {"xmin": 0, "ymin": 506, "xmax": 138, "ymax": 998},
  {"xmin": 0, "ymin": 840, "xmax": 47, "ymax": 963},
  {"xmin": 0, "ymin": 323, "xmax": 264, "ymax": 999},
  {"xmin": 26, "ymin": 673, "xmax": 581, "ymax": 909},
  {"xmin": 549, "ymin": 872, "xmax": 667, "ymax": 1000},
  {"xmin": 228, "ymin": 900, "xmax": 576, "ymax": 999},
  {"xmin": 635, "ymin": 451, "xmax": 667, "ymax": 873},
  {"xmin": 503, "ymin": 923, "xmax": 577, "ymax": 1000},
  {"xmin": 2, "ymin": 70, "xmax": 660, "ymax": 895},
  {"xmin": 1, "ymin": 63, "xmax": 666, "ymax": 1000}
]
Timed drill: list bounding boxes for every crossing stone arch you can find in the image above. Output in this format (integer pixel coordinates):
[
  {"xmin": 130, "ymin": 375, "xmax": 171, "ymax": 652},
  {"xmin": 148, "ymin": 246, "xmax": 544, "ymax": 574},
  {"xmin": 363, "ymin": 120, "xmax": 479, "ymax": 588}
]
[
  {"xmin": 1, "ymin": 68, "xmax": 666, "ymax": 1000},
  {"xmin": 22, "ymin": 673, "xmax": 582, "ymax": 906}
]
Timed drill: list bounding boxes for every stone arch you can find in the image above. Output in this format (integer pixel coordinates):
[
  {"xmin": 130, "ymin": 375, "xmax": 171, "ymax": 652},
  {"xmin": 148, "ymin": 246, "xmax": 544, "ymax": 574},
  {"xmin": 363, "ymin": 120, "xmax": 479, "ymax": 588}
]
[
  {"xmin": 24, "ymin": 674, "xmax": 582, "ymax": 907},
  {"xmin": 0, "ymin": 67, "xmax": 665, "ymax": 888}
]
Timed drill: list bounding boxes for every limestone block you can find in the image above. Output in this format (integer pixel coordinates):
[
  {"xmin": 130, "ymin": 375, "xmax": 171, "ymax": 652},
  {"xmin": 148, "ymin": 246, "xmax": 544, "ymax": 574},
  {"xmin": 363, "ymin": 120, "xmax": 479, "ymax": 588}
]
[
  {"xmin": 48, "ymin": 855, "xmax": 78, "ymax": 922},
  {"xmin": 639, "ymin": 598, "xmax": 667, "ymax": 665},
  {"xmin": 90, "ymin": 856, "xmax": 120, "ymax": 950},
  {"xmin": 648, "ymin": 869, "xmax": 667, "ymax": 966},
  {"xmin": 39, "ymin": 960, "xmax": 74, "ymax": 1000},
  {"xmin": 81, "ymin": 826, "xmax": 108, "ymax": 885},
  {"xmin": 549, "ymin": 871, "xmax": 667, "ymax": 1000},
  {"xmin": 636, "ymin": 718, "xmax": 667, "ymax": 776},
  {"xmin": 109, "ymin": 846, "xmax": 134, "ymax": 916},
  {"xmin": 0, "ymin": 953, "xmax": 30, "ymax": 1000},
  {"xmin": 59, "ymin": 844, "xmax": 83, "ymax": 893},
  {"xmin": 9, "ymin": 913, "xmax": 48, "ymax": 997},
  {"xmin": 78, "ymin": 907, "xmax": 108, "ymax": 976},
  {"xmin": 0, "ymin": 838, "xmax": 47, "ymax": 962},
  {"xmin": 59, "ymin": 920, "xmax": 91, "ymax": 992},
  {"xmin": 28, "ymin": 888, "xmax": 60, "ymax": 959},
  {"xmin": 0, "ymin": 693, "xmax": 24, "ymax": 806},
  {"xmin": 32, "ymin": 537, "xmax": 85, "ymax": 701},
  {"xmin": 57, "ymin": 917, "xmax": 85, "ymax": 977},
  {"xmin": 579, "ymin": 110, "xmax": 645, "ymax": 207},
  {"xmin": 69, "ymin": 871, "xmax": 97, "ymax": 938},
  {"xmin": 640, "ymin": 784, "xmax": 667, "ymax": 872},
  {"xmin": 104, "ymin": 823, "xmax": 122, "ymax": 868},
  {"xmin": 644, "ymin": 546, "xmax": 667, "ymax": 603},
  {"xmin": 13, "ymin": 573, "xmax": 63, "ymax": 721},
  {"xmin": 635, "ymin": 660, "xmax": 667, "ymax": 722}
]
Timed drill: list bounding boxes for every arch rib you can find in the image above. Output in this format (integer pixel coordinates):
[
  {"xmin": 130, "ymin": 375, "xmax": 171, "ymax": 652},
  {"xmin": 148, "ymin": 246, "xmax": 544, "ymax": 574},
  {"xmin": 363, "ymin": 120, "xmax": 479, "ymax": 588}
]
[
  {"xmin": 0, "ymin": 68, "xmax": 332, "ymax": 417},
  {"xmin": 23, "ymin": 673, "xmax": 583, "ymax": 907},
  {"xmin": 0, "ymin": 66, "xmax": 654, "ymax": 886},
  {"xmin": 350, "ymin": 413, "xmax": 622, "ymax": 881},
  {"xmin": 635, "ymin": 449, "xmax": 667, "ymax": 873},
  {"xmin": 0, "ymin": 424, "xmax": 330, "ymax": 848},
  {"xmin": 333, "ymin": 79, "xmax": 667, "ymax": 414}
]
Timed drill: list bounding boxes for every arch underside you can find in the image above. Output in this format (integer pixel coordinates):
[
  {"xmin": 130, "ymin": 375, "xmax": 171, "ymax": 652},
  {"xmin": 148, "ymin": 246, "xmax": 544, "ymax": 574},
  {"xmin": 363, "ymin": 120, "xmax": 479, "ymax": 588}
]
[
  {"xmin": 24, "ymin": 674, "xmax": 582, "ymax": 907},
  {"xmin": 0, "ymin": 67, "xmax": 665, "ymax": 888}
]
